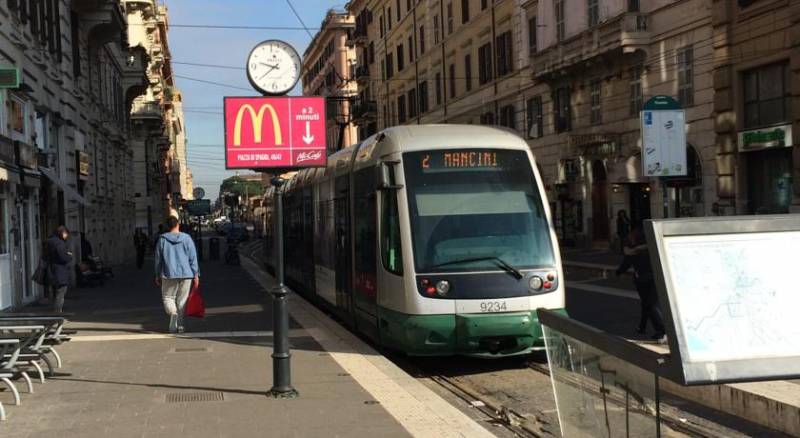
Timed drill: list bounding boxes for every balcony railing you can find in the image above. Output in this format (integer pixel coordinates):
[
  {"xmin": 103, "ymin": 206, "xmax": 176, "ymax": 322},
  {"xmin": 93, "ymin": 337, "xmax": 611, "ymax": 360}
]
[
  {"xmin": 130, "ymin": 101, "xmax": 163, "ymax": 120},
  {"xmin": 351, "ymin": 100, "xmax": 377, "ymax": 123},
  {"xmin": 532, "ymin": 12, "xmax": 650, "ymax": 79}
]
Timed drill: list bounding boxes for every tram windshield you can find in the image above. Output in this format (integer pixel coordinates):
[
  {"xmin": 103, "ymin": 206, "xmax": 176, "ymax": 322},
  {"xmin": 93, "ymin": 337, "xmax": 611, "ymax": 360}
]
[{"xmin": 403, "ymin": 149, "xmax": 556, "ymax": 273}]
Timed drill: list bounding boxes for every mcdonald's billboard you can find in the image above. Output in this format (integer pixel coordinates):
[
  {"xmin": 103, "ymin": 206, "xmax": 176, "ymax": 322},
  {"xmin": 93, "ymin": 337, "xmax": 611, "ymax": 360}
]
[{"xmin": 223, "ymin": 96, "xmax": 327, "ymax": 169}]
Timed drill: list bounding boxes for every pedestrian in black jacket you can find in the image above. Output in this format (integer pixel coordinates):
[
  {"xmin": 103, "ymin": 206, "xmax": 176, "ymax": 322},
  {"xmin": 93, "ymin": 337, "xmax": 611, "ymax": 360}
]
[
  {"xmin": 616, "ymin": 227, "xmax": 665, "ymax": 341},
  {"xmin": 45, "ymin": 226, "xmax": 73, "ymax": 313}
]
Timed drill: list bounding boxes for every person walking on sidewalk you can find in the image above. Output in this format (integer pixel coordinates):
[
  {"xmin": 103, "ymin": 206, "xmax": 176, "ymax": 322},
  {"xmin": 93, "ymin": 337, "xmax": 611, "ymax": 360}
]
[
  {"xmin": 45, "ymin": 226, "xmax": 73, "ymax": 313},
  {"xmin": 616, "ymin": 210, "xmax": 631, "ymax": 254},
  {"xmin": 616, "ymin": 227, "xmax": 666, "ymax": 342},
  {"xmin": 134, "ymin": 229, "xmax": 147, "ymax": 269},
  {"xmin": 154, "ymin": 216, "xmax": 199, "ymax": 333}
]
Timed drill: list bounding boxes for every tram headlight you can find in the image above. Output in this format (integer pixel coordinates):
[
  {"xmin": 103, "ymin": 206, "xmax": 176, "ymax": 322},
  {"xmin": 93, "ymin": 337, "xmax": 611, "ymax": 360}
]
[
  {"xmin": 528, "ymin": 276, "xmax": 543, "ymax": 291},
  {"xmin": 435, "ymin": 280, "xmax": 451, "ymax": 296}
]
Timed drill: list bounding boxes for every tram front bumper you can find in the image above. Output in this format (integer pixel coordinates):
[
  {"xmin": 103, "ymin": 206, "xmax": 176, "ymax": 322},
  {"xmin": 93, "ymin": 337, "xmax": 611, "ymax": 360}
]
[{"xmin": 379, "ymin": 308, "xmax": 567, "ymax": 357}]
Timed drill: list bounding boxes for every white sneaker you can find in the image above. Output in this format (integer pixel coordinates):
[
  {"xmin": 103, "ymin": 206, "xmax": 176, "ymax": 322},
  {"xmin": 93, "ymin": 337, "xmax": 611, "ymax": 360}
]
[
  {"xmin": 168, "ymin": 314, "xmax": 178, "ymax": 333},
  {"xmin": 177, "ymin": 326, "xmax": 185, "ymax": 333}
]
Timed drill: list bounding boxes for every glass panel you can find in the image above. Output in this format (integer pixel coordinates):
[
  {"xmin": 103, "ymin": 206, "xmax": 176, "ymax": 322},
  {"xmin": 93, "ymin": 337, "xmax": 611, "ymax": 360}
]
[
  {"xmin": 758, "ymin": 64, "xmax": 784, "ymax": 100},
  {"xmin": 403, "ymin": 149, "xmax": 555, "ymax": 273},
  {"xmin": 543, "ymin": 324, "xmax": 659, "ymax": 437},
  {"xmin": 758, "ymin": 99, "xmax": 785, "ymax": 127},
  {"xmin": 742, "ymin": 70, "xmax": 758, "ymax": 102},
  {"xmin": 0, "ymin": 199, "xmax": 6, "ymax": 255},
  {"xmin": 381, "ymin": 167, "xmax": 403, "ymax": 275}
]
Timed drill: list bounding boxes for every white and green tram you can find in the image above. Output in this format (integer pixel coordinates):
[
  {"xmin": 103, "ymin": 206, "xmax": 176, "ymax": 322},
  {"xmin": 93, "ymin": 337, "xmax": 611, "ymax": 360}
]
[{"xmin": 264, "ymin": 125, "xmax": 565, "ymax": 357}]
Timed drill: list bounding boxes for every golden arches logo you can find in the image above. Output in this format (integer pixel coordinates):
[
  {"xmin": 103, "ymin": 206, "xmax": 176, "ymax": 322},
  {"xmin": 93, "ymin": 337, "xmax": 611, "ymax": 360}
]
[{"xmin": 232, "ymin": 103, "xmax": 283, "ymax": 146}]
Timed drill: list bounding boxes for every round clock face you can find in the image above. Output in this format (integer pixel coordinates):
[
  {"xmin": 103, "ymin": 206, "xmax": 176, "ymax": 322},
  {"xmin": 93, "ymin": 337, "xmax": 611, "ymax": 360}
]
[{"xmin": 246, "ymin": 40, "xmax": 301, "ymax": 95}]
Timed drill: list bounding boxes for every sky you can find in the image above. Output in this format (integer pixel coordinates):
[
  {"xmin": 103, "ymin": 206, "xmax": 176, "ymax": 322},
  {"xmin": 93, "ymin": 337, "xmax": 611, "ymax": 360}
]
[{"xmin": 166, "ymin": 0, "xmax": 344, "ymax": 200}]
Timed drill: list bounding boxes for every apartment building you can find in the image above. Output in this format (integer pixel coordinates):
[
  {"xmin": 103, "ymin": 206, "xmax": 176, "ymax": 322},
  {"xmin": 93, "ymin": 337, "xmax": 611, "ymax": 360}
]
[
  {"xmin": 125, "ymin": 0, "xmax": 192, "ymax": 231},
  {"xmin": 0, "ymin": 0, "xmax": 149, "ymax": 309},
  {"xmin": 711, "ymin": 0, "xmax": 800, "ymax": 216},
  {"xmin": 301, "ymin": 8, "xmax": 358, "ymax": 152}
]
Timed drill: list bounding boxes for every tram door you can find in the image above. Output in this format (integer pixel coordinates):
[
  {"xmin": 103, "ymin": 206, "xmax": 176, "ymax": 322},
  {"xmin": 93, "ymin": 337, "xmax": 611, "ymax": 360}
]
[
  {"xmin": 352, "ymin": 168, "xmax": 378, "ymax": 341},
  {"xmin": 334, "ymin": 175, "xmax": 352, "ymax": 317}
]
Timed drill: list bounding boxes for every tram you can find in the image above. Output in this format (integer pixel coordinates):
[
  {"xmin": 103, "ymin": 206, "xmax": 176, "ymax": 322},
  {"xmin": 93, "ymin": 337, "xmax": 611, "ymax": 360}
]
[{"xmin": 264, "ymin": 125, "xmax": 565, "ymax": 357}]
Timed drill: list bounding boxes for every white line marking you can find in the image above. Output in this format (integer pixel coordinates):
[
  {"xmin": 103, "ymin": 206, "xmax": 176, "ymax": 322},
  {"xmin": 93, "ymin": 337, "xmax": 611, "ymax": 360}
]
[
  {"xmin": 242, "ymin": 257, "xmax": 494, "ymax": 438},
  {"xmin": 567, "ymin": 282, "xmax": 640, "ymax": 300},
  {"xmin": 71, "ymin": 330, "xmax": 306, "ymax": 342}
]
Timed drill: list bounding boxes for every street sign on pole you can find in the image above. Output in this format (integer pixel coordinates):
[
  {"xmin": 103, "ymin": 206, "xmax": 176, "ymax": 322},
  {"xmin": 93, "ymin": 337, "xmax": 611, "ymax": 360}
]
[
  {"xmin": 186, "ymin": 199, "xmax": 211, "ymax": 217},
  {"xmin": 641, "ymin": 96, "xmax": 687, "ymax": 178},
  {"xmin": 223, "ymin": 96, "xmax": 327, "ymax": 170}
]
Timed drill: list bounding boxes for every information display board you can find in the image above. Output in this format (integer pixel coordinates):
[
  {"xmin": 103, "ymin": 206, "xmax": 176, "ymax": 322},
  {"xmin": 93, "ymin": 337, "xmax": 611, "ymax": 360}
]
[
  {"xmin": 186, "ymin": 199, "xmax": 211, "ymax": 217},
  {"xmin": 647, "ymin": 215, "xmax": 800, "ymax": 385}
]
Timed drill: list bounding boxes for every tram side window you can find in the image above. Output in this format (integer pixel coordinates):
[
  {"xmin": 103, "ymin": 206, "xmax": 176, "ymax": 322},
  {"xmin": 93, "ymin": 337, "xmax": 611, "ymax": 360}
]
[{"xmin": 382, "ymin": 166, "xmax": 403, "ymax": 275}]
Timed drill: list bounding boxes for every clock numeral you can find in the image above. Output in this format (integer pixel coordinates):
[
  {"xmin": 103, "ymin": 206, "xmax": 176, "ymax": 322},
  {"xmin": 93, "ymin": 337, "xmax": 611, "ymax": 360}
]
[{"xmin": 250, "ymin": 63, "xmax": 257, "ymax": 70}]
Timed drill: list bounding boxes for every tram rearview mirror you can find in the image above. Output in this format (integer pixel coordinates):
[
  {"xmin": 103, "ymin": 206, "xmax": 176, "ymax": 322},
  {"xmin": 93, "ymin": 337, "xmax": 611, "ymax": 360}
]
[{"xmin": 375, "ymin": 161, "xmax": 402, "ymax": 190}]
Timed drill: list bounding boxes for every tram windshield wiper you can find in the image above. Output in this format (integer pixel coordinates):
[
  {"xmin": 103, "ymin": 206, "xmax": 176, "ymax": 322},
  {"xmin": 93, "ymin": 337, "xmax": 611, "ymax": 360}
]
[{"xmin": 431, "ymin": 256, "xmax": 524, "ymax": 280}]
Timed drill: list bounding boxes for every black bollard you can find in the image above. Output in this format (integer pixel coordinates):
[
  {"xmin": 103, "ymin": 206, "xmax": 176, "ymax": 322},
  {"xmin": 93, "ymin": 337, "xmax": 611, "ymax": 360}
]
[{"xmin": 267, "ymin": 176, "xmax": 298, "ymax": 398}]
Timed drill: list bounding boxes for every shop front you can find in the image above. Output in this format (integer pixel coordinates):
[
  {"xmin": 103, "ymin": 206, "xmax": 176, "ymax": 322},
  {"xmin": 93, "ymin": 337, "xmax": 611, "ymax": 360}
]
[{"xmin": 738, "ymin": 124, "xmax": 793, "ymax": 214}]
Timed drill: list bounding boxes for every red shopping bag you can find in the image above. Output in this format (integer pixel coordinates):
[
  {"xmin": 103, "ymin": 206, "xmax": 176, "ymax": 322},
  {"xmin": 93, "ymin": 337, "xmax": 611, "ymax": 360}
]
[{"xmin": 186, "ymin": 284, "xmax": 205, "ymax": 318}]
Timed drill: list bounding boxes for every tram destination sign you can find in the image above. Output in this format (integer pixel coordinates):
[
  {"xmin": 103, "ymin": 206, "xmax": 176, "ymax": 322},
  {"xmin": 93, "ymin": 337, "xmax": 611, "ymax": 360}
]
[
  {"xmin": 223, "ymin": 96, "xmax": 327, "ymax": 170},
  {"xmin": 421, "ymin": 149, "xmax": 503, "ymax": 173}
]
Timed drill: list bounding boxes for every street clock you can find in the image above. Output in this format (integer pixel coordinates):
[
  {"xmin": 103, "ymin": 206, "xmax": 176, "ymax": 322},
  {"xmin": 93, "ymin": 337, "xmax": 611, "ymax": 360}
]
[{"xmin": 246, "ymin": 39, "xmax": 301, "ymax": 96}]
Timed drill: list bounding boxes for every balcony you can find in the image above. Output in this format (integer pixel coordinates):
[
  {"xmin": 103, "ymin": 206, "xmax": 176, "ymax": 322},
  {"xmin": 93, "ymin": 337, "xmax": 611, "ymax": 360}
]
[
  {"xmin": 130, "ymin": 101, "xmax": 163, "ymax": 120},
  {"xmin": 351, "ymin": 99, "xmax": 377, "ymax": 124},
  {"xmin": 532, "ymin": 13, "xmax": 650, "ymax": 80}
]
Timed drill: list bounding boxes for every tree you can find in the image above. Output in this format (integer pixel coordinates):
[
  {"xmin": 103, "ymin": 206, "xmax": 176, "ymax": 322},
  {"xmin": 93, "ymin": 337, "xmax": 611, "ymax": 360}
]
[{"xmin": 219, "ymin": 176, "xmax": 265, "ymax": 198}]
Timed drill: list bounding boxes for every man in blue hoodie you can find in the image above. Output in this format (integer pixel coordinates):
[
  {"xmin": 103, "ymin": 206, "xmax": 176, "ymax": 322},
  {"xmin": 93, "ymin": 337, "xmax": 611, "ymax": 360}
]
[{"xmin": 155, "ymin": 216, "xmax": 199, "ymax": 333}]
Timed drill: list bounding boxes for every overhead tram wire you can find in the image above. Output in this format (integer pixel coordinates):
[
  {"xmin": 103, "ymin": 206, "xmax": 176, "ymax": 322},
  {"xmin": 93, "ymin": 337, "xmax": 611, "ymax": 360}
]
[{"xmin": 285, "ymin": 0, "xmax": 315, "ymax": 39}]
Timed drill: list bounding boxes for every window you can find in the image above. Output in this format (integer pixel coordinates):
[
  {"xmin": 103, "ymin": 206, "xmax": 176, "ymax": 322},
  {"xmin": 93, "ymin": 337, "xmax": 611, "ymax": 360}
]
[
  {"xmin": 408, "ymin": 88, "xmax": 418, "ymax": 118},
  {"xmin": 408, "ymin": 35, "xmax": 414, "ymax": 63},
  {"xmin": 397, "ymin": 44, "xmax": 404, "ymax": 71},
  {"xmin": 499, "ymin": 104, "xmax": 515, "ymax": 130},
  {"xmin": 629, "ymin": 65, "xmax": 643, "ymax": 116},
  {"xmin": 387, "ymin": 7, "xmax": 392, "ymax": 30},
  {"xmin": 677, "ymin": 46, "xmax": 694, "ymax": 107},
  {"xmin": 368, "ymin": 42, "xmax": 375, "ymax": 64},
  {"xmin": 526, "ymin": 96, "xmax": 543, "ymax": 138},
  {"xmin": 447, "ymin": 2, "xmax": 454, "ymax": 34},
  {"xmin": 434, "ymin": 15, "xmax": 441, "ymax": 44},
  {"xmin": 480, "ymin": 112, "xmax": 495, "ymax": 125},
  {"xmin": 743, "ymin": 63, "xmax": 790, "ymax": 129},
  {"xmin": 354, "ymin": 168, "xmax": 378, "ymax": 298},
  {"xmin": 590, "ymin": 80, "xmax": 602, "ymax": 124},
  {"xmin": 496, "ymin": 31, "xmax": 513, "ymax": 77},
  {"xmin": 461, "ymin": 0, "xmax": 470, "ymax": 24},
  {"xmin": 398, "ymin": 94, "xmax": 407, "ymax": 123},
  {"xmin": 481, "ymin": 0, "xmax": 489, "ymax": 10},
  {"xmin": 628, "ymin": 0, "xmax": 640, "ymax": 12},
  {"xmin": 419, "ymin": 81, "xmax": 429, "ymax": 113},
  {"xmin": 35, "ymin": 111, "xmax": 47, "ymax": 150},
  {"xmin": 555, "ymin": 0, "xmax": 565, "ymax": 42},
  {"xmin": 464, "ymin": 54, "xmax": 472, "ymax": 91},
  {"xmin": 419, "ymin": 25, "xmax": 426, "ymax": 54},
  {"xmin": 478, "ymin": 42, "xmax": 493, "ymax": 84},
  {"xmin": 528, "ymin": 16, "xmax": 538, "ymax": 55},
  {"xmin": 10, "ymin": 95, "xmax": 26, "ymax": 140},
  {"xmin": 449, "ymin": 63, "xmax": 456, "ymax": 98},
  {"xmin": 381, "ymin": 58, "xmax": 387, "ymax": 79},
  {"xmin": 71, "ymin": 11, "xmax": 81, "ymax": 77},
  {"xmin": 435, "ymin": 72, "xmax": 443, "ymax": 105},
  {"xmin": 554, "ymin": 86, "xmax": 572, "ymax": 132},
  {"xmin": 380, "ymin": 15, "xmax": 385, "ymax": 37},
  {"xmin": 396, "ymin": 0, "xmax": 401, "ymax": 21},
  {"xmin": 381, "ymin": 166, "xmax": 403, "ymax": 275},
  {"xmin": 588, "ymin": 0, "xmax": 599, "ymax": 27}
]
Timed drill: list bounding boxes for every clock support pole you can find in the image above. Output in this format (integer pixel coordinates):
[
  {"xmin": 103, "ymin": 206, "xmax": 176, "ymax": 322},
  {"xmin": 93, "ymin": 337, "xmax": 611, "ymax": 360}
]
[{"xmin": 267, "ymin": 176, "xmax": 299, "ymax": 398}]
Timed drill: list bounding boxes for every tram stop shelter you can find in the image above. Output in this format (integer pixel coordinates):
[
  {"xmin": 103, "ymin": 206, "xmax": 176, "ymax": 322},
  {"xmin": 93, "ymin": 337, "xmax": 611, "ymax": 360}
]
[{"xmin": 538, "ymin": 214, "xmax": 800, "ymax": 437}]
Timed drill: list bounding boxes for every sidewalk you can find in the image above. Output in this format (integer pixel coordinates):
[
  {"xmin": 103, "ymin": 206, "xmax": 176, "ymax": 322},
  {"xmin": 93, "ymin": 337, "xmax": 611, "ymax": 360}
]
[{"xmin": 0, "ymin": 244, "xmax": 493, "ymax": 438}]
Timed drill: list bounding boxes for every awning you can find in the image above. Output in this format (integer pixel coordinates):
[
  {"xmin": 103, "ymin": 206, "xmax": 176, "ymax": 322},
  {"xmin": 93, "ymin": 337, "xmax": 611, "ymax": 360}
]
[{"xmin": 38, "ymin": 166, "xmax": 91, "ymax": 206}]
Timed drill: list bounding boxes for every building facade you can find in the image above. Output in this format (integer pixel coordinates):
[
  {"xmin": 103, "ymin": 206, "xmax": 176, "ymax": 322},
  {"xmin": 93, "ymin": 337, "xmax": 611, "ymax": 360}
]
[
  {"xmin": 341, "ymin": 0, "xmax": 799, "ymax": 249},
  {"xmin": 125, "ymin": 0, "xmax": 191, "ymax": 232},
  {"xmin": 301, "ymin": 9, "xmax": 358, "ymax": 153},
  {"xmin": 0, "ymin": 0, "xmax": 149, "ymax": 309},
  {"xmin": 711, "ymin": 0, "xmax": 800, "ymax": 216}
]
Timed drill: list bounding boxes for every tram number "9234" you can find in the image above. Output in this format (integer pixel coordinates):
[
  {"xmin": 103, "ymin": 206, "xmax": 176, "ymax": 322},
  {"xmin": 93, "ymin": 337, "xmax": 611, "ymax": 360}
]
[{"xmin": 480, "ymin": 301, "xmax": 508, "ymax": 312}]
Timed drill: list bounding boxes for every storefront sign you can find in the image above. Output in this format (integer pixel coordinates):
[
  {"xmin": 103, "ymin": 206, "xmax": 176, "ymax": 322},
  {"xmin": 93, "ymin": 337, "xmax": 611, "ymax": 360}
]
[
  {"xmin": 641, "ymin": 96, "xmax": 687, "ymax": 177},
  {"xmin": 78, "ymin": 151, "xmax": 90, "ymax": 178},
  {"xmin": 737, "ymin": 124, "xmax": 792, "ymax": 152},
  {"xmin": 0, "ymin": 67, "xmax": 19, "ymax": 88},
  {"xmin": 15, "ymin": 141, "xmax": 37, "ymax": 169},
  {"xmin": 223, "ymin": 96, "xmax": 327, "ymax": 170},
  {"xmin": 186, "ymin": 199, "xmax": 211, "ymax": 217}
]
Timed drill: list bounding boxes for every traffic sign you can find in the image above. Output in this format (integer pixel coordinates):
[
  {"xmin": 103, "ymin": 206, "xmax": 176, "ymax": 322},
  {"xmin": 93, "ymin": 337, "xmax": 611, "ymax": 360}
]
[
  {"xmin": 641, "ymin": 96, "xmax": 686, "ymax": 177},
  {"xmin": 223, "ymin": 96, "xmax": 327, "ymax": 170},
  {"xmin": 193, "ymin": 187, "xmax": 205, "ymax": 200},
  {"xmin": 186, "ymin": 199, "xmax": 211, "ymax": 217}
]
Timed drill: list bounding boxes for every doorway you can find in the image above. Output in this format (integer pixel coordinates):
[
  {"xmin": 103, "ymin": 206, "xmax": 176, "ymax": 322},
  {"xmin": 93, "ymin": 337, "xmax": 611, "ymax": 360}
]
[
  {"xmin": 628, "ymin": 184, "xmax": 652, "ymax": 228},
  {"xmin": 746, "ymin": 147, "xmax": 792, "ymax": 214},
  {"xmin": 591, "ymin": 160, "xmax": 609, "ymax": 241}
]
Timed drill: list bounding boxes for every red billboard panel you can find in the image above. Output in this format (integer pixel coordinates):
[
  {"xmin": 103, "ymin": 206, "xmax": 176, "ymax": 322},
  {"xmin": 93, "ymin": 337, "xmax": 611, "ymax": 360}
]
[{"xmin": 224, "ymin": 96, "xmax": 327, "ymax": 169}]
